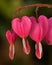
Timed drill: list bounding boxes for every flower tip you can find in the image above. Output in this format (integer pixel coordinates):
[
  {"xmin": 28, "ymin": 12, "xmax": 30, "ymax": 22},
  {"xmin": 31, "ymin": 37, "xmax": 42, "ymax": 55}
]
[
  {"xmin": 9, "ymin": 44, "xmax": 15, "ymax": 60},
  {"xmin": 23, "ymin": 48, "xmax": 30, "ymax": 55},
  {"xmin": 9, "ymin": 54, "xmax": 14, "ymax": 60},
  {"xmin": 22, "ymin": 38, "xmax": 30, "ymax": 55},
  {"xmin": 35, "ymin": 53, "xmax": 42, "ymax": 59},
  {"xmin": 35, "ymin": 42, "xmax": 43, "ymax": 59}
]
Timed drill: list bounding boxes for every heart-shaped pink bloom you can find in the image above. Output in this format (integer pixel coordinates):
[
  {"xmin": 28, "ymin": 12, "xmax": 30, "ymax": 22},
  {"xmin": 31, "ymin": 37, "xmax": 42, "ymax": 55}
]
[
  {"xmin": 12, "ymin": 16, "xmax": 32, "ymax": 38},
  {"xmin": 29, "ymin": 15, "xmax": 48, "ymax": 59},
  {"xmin": 44, "ymin": 17, "xmax": 52, "ymax": 45},
  {"xmin": 6, "ymin": 30, "xmax": 17, "ymax": 60},
  {"xmin": 29, "ymin": 16, "xmax": 44, "ymax": 43},
  {"xmin": 29, "ymin": 16, "xmax": 43, "ymax": 59},
  {"xmin": 12, "ymin": 16, "xmax": 32, "ymax": 55}
]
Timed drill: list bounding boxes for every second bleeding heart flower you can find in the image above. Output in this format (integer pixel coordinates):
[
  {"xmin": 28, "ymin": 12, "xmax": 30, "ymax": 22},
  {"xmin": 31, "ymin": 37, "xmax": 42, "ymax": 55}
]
[
  {"xmin": 12, "ymin": 16, "xmax": 32, "ymax": 55},
  {"xmin": 29, "ymin": 15, "xmax": 48, "ymax": 59}
]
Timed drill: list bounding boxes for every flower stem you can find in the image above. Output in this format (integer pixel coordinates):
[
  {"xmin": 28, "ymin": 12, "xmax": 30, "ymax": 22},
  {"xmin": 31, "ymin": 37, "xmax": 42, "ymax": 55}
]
[
  {"xmin": 12, "ymin": 4, "xmax": 52, "ymax": 18},
  {"xmin": 35, "ymin": 7, "xmax": 39, "ymax": 19}
]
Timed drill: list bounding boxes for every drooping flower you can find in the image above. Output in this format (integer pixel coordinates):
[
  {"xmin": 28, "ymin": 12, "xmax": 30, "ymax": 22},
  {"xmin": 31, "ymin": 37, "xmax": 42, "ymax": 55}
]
[
  {"xmin": 44, "ymin": 17, "xmax": 52, "ymax": 45},
  {"xmin": 6, "ymin": 30, "xmax": 17, "ymax": 60},
  {"xmin": 29, "ymin": 15, "xmax": 48, "ymax": 59},
  {"xmin": 12, "ymin": 16, "xmax": 32, "ymax": 55}
]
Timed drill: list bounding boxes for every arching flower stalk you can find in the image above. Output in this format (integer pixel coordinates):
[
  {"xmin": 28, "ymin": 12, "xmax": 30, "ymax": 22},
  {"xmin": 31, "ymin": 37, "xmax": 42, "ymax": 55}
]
[
  {"xmin": 12, "ymin": 16, "xmax": 32, "ymax": 55},
  {"xmin": 12, "ymin": 4, "xmax": 52, "ymax": 19},
  {"xmin": 6, "ymin": 30, "xmax": 17, "ymax": 60}
]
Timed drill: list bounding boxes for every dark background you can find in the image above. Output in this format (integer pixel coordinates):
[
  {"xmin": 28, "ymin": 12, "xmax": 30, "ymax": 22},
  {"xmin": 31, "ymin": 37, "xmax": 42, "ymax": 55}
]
[{"xmin": 0, "ymin": 0, "xmax": 52, "ymax": 65}]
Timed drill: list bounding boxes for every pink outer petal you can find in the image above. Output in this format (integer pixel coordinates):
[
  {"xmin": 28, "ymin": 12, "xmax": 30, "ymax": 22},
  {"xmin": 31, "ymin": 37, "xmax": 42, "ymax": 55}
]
[
  {"xmin": 35, "ymin": 42, "xmax": 43, "ymax": 59},
  {"xmin": 29, "ymin": 16, "xmax": 37, "ymax": 33},
  {"xmin": 48, "ymin": 17, "xmax": 52, "ymax": 28},
  {"xmin": 6, "ymin": 30, "xmax": 17, "ymax": 44},
  {"xmin": 12, "ymin": 18, "xmax": 23, "ymax": 38},
  {"xmin": 30, "ymin": 24, "xmax": 43, "ymax": 42},
  {"xmin": 38, "ymin": 15, "xmax": 48, "ymax": 38},
  {"xmin": 45, "ymin": 28, "xmax": 52, "ymax": 45},
  {"xmin": 22, "ymin": 38, "xmax": 30, "ymax": 55},
  {"xmin": 30, "ymin": 16, "xmax": 37, "ymax": 25},
  {"xmin": 29, "ymin": 16, "xmax": 43, "ymax": 42},
  {"xmin": 44, "ymin": 17, "xmax": 52, "ymax": 45},
  {"xmin": 12, "ymin": 16, "xmax": 32, "ymax": 38}
]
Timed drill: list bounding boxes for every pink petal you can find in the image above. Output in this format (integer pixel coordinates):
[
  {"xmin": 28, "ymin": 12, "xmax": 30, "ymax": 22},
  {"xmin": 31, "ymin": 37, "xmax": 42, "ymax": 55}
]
[
  {"xmin": 22, "ymin": 38, "xmax": 30, "ymax": 55},
  {"xmin": 30, "ymin": 16, "xmax": 37, "ymax": 25},
  {"xmin": 38, "ymin": 15, "xmax": 48, "ymax": 38},
  {"xmin": 12, "ymin": 16, "xmax": 32, "ymax": 38},
  {"xmin": 9, "ymin": 44, "xmax": 15, "ymax": 60},
  {"xmin": 45, "ymin": 29, "xmax": 52, "ymax": 45},
  {"xmin": 48, "ymin": 17, "xmax": 52, "ymax": 28},
  {"xmin": 44, "ymin": 17, "xmax": 52, "ymax": 45},
  {"xmin": 6, "ymin": 30, "xmax": 17, "ymax": 44},
  {"xmin": 30, "ymin": 16, "xmax": 37, "ymax": 33},
  {"xmin": 35, "ymin": 42, "xmax": 43, "ymax": 59},
  {"xmin": 12, "ymin": 18, "xmax": 23, "ymax": 38},
  {"xmin": 29, "ymin": 23, "xmax": 43, "ymax": 43}
]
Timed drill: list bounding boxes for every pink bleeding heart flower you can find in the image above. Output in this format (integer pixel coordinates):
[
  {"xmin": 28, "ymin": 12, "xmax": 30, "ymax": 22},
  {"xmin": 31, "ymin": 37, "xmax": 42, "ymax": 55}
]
[
  {"xmin": 29, "ymin": 15, "xmax": 48, "ymax": 59},
  {"xmin": 29, "ymin": 16, "xmax": 43, "ymax": 59},
  {"xmin": 12, "ymin": 16, "xmax": 32, "ymax": 55},
  {"xmin": 6, "ymin": 30, "xmax": 17, "ymax": 60},
  {"xmin": 44, "ymin": 17, "xmax": 52, "ymax": 45}
]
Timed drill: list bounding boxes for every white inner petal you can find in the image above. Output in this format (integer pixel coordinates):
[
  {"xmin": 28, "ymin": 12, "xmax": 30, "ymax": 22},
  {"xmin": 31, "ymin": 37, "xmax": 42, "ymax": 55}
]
[
  {"xmin": 22, "ymin": 38, "xmax": 26, "ymax": 50},
  {"xmin": 35, "ymin": 43, "xmax": 37, "ymax": 50},
  {"xmin": 35, "ymin": 42, "xmax": 43, "ymax": 59},
  {"xmin": 39, "ymin": 42, "xmax": 42, "ymax": 58}
]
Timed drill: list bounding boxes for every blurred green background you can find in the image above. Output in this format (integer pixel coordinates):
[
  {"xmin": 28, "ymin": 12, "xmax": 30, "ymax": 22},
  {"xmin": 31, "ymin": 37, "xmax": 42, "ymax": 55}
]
[{"xmin": 0, "ymin": 0, "xmax": 52, "ymax": 65}]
